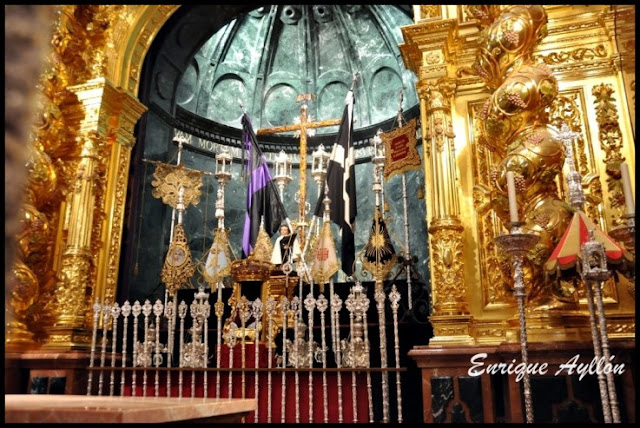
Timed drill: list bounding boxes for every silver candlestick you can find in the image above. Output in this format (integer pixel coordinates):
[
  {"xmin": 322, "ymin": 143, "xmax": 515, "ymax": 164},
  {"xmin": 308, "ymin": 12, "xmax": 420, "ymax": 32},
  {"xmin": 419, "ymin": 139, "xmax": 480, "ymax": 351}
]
[{"xmin": 495, "ymin": 221, "xmax": 539, "ymax": 424}]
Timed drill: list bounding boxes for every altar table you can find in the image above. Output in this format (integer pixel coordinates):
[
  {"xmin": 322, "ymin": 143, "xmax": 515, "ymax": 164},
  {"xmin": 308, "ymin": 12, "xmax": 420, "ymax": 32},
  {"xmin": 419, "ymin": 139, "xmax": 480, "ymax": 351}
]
[{"xmin": 4, "ymin": 394, "xmax": 256, "ymax": 423}]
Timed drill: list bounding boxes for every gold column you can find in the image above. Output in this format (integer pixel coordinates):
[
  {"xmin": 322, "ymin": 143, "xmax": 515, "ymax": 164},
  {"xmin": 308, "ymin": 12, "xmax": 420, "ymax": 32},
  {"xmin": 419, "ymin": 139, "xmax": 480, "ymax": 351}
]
[
  {"xmin": 54, "ymin": 133, "xmax": 101, "ymax": 331},
  {"xmin": 401, "ymin": 20, "xmax": 474, "ymax": 345},
  {"xmin": 421, "ymin": 79, "xmax": 474, "ymax": 345},
  {"xmin": 95, "ymin": 88, "xmax": 147, "ymax": 310},
  {"xmin": 45, "ymin": 78, "xmax": 146, "ymax": 349}
]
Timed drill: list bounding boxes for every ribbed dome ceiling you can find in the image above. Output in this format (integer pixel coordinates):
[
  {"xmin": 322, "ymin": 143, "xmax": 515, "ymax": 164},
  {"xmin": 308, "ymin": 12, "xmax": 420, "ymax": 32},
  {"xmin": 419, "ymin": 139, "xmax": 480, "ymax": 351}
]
[{"xmin": 176, "ymin": 4, "xmax": 418, "ymax": 136}]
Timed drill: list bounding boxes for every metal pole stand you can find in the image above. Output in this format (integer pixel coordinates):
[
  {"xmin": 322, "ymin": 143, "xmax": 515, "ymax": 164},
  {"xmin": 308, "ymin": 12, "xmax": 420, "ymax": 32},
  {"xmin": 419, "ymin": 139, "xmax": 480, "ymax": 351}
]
[{"xmin": 495, "ymin": 221, "xmax": 539, "ymax": 424}]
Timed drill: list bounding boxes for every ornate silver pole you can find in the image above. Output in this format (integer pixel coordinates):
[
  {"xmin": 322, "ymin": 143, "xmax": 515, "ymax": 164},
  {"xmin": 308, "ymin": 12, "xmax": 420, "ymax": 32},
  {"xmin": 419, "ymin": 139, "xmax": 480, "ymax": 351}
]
[
  {"xmin": 583, "ymin": 275, "xmax": 611, "ymax": 422},
  {"xmin": 291, "ymin": 296, "xmax": 301, "ymax": 423},
  {"xmin": 98, "ymin": 300, "xmax": 110, "ymax": 396},
  {"xmin": 178, "ymin": 300, "xmax": 187, "ymax": 398},
  {"xmin": 153, "ymin": 300, "xmax": 163, "ymax": 397},
  {"xmin": 215, "ymin": 286, "xmax": 224, "ymax": 398},
  {"xmin": 280, "ymin": 297, "xmax": 289, "ymax": 423},
  {"xmin": 361, "ymin": 292, "xmax": 373, "ymax": 423},
  {"xmin": 386, "ymin": 92, "xmax": 416, "ymax": 309},
  {"xmin": 227, "ymin": 324, "xmax": 238, "ymax": 399},
  {"xmin": 203, "ymin": 294, "xmax": 211, "ymax": 398},
  {"xmin": 374, "ymin": 287, "xmax": 390, "ymax": 423},
  {"xmin": 329, "ymin": 279, "xmax": 337, "ymax": 356},
  {"xmin": 238, "ymin": 296, "xmax": 250, "ymax": 400},
  {"xmin": 345, "ymin": 289, "xmax": 358, "ymax": 423},
  {"xmin": 581, "ymin": 231, "xmax": 621, "ymax": 423},
  {"xmin": 316, "ymin": 294, "xmax": 329, "ymax": 424},
  {"xmin": 164, "ymin": 298, "xmax": 175, "ymax": 396},
  {"xmin": 109, "ymin": 303, "xmax": 120, "ymax": 397},
  {"xmin": 558, "ymin": 123, "xmax": 618, "ymax": 422},
  {"xmin": 163, "ymin": 133, "xmax": 188, "ymax": 311},
  {"xmin": 214, "ymin": 145, "xmax": 233, "ymax": 399},
  {"xmin": 189, "ymin": 301, "xmax": 196, "ymax": 398},
  {"xmin": 304, "ymin": 292, "xmax": 316, "ymax": 423},
  {"xmin": 141, "ymin": 300, "xmax": 152, "ymax": 397},
  {"xmin": 131, "ymin": 300, "xmax": 141, "ymax": 396},
  {"xmin": 495, "ymin": 222, "xmax": 539, "ymax": 423},
  {"xmin": 252, "ymin": 298, "xmax": 263, "ymax": 423},
  {"xmin": 265, "ymin": 297, "xmax": 277, "ymax": 423},
  {"xmin": 331, "ymin": 291, "xmax": 344, "ymax": 423},
  {"xmin": 372, "ymin": 126, "xmax": 391, "ymax": 423},
  {"xmin": 389, "ymin": 285, "xmax": 403, "ymax": 423},
  {"xmin": 400, "ymin": 174, "xmax": 413, "ymax": 310},
  {"xmin": 168, "ymin": 132, "xmax": 187, "ymax": 245},
  {"xmin": 120, "ymin": 301, "xmax": 131, "ymax": 396},
  {"xmin": 87, "ymin": 300, "xmax": 101, "ymax": 395}
]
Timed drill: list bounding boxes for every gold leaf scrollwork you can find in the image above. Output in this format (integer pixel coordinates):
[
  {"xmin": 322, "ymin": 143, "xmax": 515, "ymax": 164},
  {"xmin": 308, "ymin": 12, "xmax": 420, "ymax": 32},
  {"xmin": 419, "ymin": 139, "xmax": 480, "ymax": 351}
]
[
  {"xmin": 592, "ymin": 83, "xmax": 626, "ymax": 226},
  {"xmin": 536, "ymin": 44, "xmax": 608, "ymax": 65},
  {"xmin": 430, "ymin": 227, "xmax": 465, "ymax": 305},
  {"xmin": 420, "ymin": 6, "xmax": 441, "ymax": 20}
]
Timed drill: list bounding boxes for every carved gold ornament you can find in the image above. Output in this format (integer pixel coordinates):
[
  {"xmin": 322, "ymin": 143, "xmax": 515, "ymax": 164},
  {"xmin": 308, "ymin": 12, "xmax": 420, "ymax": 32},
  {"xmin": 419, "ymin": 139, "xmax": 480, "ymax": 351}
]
[
  {"xmin": 160, "ymin": 223, "xmax": 196, "ymax": 296},
  {"xmin": 151, "ymin": 163, "xmax": 203, "ymax": 209},
  {"xmin": 592, "ymin": 83, "xmax": 626, "ymax": 226},
  {"xmin": 471, "ymin": 5, "xmax": 574, "ymax": 305}
]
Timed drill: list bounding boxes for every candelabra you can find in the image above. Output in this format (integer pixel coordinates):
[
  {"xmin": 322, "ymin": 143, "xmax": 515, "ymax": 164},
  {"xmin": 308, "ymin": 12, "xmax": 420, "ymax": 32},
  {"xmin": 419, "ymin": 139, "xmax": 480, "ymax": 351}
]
[{"xmin": 495, "ymin": 222, "xmax": 539, "ymax": 424}]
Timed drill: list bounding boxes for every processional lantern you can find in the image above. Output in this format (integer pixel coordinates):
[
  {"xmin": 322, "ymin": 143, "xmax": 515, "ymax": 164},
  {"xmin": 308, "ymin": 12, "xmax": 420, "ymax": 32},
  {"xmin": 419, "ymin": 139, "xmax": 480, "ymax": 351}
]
[
  {"xmin": 274, "ymin": 150, "xmax": 293, "ymax": 199},
  {"xmin": 372, "ymin": 129, "xmax": 386, "ymax": 169},
  {"xmin": 214, "ymin": 146, "xmax": 232, "ymax": 186},
  {"xmin": 311, "ymin": 143, "xmax": 330, "ymax": 195}
]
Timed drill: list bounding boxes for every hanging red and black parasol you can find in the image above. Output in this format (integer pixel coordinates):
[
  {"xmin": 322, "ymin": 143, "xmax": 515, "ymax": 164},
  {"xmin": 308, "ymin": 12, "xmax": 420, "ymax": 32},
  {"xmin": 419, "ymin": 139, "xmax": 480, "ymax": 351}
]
[{"xmin": 545, "ymin": 210, "xmax": 634, "ymax": 277}]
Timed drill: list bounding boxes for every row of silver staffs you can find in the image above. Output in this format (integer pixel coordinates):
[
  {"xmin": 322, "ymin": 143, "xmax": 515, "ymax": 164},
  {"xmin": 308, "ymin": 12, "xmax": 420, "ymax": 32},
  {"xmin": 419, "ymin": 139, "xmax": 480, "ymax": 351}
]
[{"xmin": 86, "ymin": 283, "xmax": 405, "ymax": 423}]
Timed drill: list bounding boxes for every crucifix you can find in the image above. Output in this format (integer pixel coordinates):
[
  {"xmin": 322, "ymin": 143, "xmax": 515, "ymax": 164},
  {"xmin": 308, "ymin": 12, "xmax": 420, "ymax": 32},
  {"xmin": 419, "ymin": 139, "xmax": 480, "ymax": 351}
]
[{"xmin": 257, "ymin": 94, "xmax": 342, "ymax": 233}]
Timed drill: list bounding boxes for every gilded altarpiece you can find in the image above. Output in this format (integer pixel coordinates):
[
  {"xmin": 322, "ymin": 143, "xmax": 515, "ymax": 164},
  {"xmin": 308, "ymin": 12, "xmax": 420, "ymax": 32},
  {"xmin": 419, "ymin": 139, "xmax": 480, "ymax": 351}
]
[
  {"xmin": 402, "ymin": 5, "xmax": 635, "ymax": 423},
  {"xmin": 402, "ymin": 5, "xmax": 635, "ymax": 345},
  {"xmin": 467, "ymin": 87, "xmax": 626, "ymax": 341}
]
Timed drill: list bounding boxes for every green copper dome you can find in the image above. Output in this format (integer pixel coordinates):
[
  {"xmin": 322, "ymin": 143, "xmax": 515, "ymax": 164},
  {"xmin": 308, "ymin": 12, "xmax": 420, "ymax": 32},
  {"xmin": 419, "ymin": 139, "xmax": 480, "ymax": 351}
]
[{"xmin": 176, "ymin": 5, "xmax": 418, "ymax": 136}]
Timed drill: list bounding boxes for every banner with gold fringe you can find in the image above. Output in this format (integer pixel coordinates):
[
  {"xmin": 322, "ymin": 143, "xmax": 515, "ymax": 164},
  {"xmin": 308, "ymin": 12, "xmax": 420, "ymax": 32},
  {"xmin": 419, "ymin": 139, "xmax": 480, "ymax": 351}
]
[
  {"xmin": 309, "ymin": 220, "xmax": 339, "ymax": 291},
  {"xmin": 202, "ymin": 228, "xmax": 233, "ymax": 291},
  {"xmin": 382, "ymin": 117, "xmax": 421, "ymax": 181},
  {"xmin": 361, "ymin": 208, "xmax": 397, "ymax": 280}
]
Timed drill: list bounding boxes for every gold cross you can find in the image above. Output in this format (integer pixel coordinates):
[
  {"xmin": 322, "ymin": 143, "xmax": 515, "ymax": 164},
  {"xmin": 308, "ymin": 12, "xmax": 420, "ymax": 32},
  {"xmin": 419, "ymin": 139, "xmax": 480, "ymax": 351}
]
[{"xmin": 257, "ymin": 96, "xmax": 342, "ymax": 226}]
